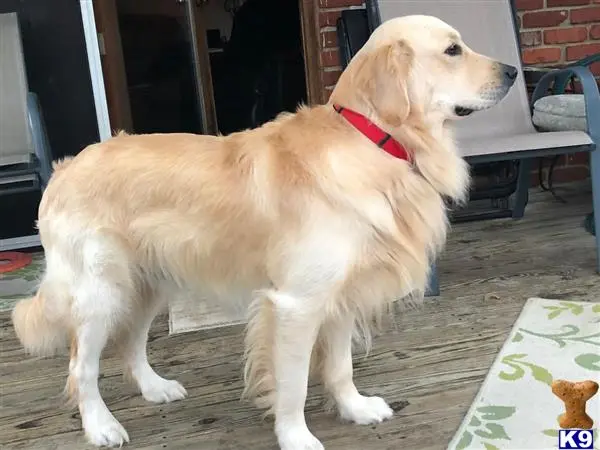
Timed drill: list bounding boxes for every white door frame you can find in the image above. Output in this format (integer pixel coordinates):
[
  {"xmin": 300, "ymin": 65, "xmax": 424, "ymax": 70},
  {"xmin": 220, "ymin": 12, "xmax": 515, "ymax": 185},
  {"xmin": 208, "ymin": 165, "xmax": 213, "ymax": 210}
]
[{"xmin": 80, "ymin": 0, "xmax": 112, "ymax": 142}]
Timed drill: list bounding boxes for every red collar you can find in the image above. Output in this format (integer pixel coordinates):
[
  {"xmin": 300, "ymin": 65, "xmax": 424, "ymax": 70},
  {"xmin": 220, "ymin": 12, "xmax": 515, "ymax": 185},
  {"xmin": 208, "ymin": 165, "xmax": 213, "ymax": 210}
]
[{"xmin": 333, "ymin": 104, "xmax": 410, "ymax": 162}]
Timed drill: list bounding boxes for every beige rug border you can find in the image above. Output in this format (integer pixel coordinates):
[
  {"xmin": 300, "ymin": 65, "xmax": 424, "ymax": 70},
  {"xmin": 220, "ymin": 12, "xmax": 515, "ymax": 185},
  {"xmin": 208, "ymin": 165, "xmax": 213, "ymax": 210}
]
[{"xmin": 168, "ymin": 292, "xmax": 247, "ymax": 335}]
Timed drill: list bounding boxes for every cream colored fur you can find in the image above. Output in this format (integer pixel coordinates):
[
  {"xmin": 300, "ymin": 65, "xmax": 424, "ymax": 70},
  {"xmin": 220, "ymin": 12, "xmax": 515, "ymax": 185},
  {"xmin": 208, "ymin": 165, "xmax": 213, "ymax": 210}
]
[{"xmin": 12, "ymin": 15, "xmax": 515, "ymax": 450}]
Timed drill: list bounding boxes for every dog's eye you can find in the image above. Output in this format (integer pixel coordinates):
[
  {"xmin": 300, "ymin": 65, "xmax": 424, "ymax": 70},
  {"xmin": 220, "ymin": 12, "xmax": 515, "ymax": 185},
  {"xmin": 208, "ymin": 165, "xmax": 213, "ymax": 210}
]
[{"xmin": 444, "ymin": 44, "xmax": 462, "ymax": 56}]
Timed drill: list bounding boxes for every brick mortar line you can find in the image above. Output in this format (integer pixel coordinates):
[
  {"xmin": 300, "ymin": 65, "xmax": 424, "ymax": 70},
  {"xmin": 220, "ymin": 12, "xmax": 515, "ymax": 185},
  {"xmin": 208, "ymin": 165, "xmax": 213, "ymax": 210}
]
[
  {"xmin": 521, "ymin": 24, "xmax": 597, "ymax": 29},
  {"xmin": 519, "ymin": 5, "xmax": 600, "ymax": 12},
  {"xmin": 521, "ymin": 25, "xmax": 598, "ymax": 31},
  {"xmin": 525, "ymin": 41, "xmax": 599, "ymax": 46},
  {"xmin": 521, "ymin": 23, "xmax": 598, "ymax": 29},
  {"xmin": 523, "ymin": 41, "xmax": 599, "ymax": 45},
  {"xmin": 524, "ymin": 37, "xmax": 600, "ymax": 44}
]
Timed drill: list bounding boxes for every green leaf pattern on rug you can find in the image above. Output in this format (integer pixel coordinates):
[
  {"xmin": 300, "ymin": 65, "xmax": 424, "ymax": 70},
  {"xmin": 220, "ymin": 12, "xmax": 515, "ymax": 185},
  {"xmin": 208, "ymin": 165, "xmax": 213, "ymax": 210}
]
[
  {"xmin": 452, "ymin": 301, "xmax": 600, "ymax": 450},
  {"xmin": 476, "ymin": 406, "xmax": 517, "ymax": 421},
  {"xmin": 574, "ymin": 353, "xmax": 600, "ymax": 371},
  {"xmin": 519, "ymin": 325, "xmax": 600, "ymax": 348},
  {"xmin": 468, "ymin": 416, "xmax": 481, "ymax": 427},
  {"xmin": 455, "ymin": 406, "xmax": 515, "ymax": 449},
  {"xmin": 542, "ymin": 429, "xmax": 559, "ymax": 437},
  {"xmin": 519, "ymin": 303, "xmax": 600, "ymax": 378},
  {"xmin": 543, "ymin": 302, "xmax": 584, "ymax": 320},
  {"xmin": 499, "ymin": 353, "xmax": 553, "ymax": 386},
  {"xmin": 455, "ymin": 431, "xmax": 473, "ymax": 450},
  {"xmin": 512, "ymin": 332, "xmax": 523, "ymax": 342},
  {"xmin": 474, "ymin": 423, "xmax": 511, "ymax": 440},
  {"xmin": 483, "ymin": 444, "xmax": 500, "ymax": 450}
]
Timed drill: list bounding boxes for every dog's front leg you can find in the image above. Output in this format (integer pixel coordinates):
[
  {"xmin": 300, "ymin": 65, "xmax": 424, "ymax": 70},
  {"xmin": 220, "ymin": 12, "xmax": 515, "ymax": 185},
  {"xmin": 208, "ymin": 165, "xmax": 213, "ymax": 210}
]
[
  {"xmin": 269, "ymin": 290, "xmax": 324, "ymax": 450},
  {"xmin": 321, "ymin": 314, "xmax": 393, "ymax": 425}
]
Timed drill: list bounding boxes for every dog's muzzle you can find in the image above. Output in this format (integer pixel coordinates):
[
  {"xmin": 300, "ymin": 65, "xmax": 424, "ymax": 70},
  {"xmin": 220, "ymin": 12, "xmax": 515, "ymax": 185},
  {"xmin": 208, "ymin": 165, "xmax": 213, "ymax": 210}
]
[{"xmin": 500, "ymin": 63, "xmax": 518, "ymax": 88}]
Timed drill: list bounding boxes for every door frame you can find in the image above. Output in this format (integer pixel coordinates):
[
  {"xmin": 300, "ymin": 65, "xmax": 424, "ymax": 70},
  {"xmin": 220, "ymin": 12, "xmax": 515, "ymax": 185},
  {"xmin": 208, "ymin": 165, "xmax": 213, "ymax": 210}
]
[
  {"xmin": 299, "ymin": 0, "xmax": 322, "ymax": 105},
  {"xmin": 80, "ymin": 0, "xmax": 112, "ymax": 141},
  {"xmin": 80, "ymin": 0, "xmax": 324, "ymax": 140},
  {"xmin": 92, "ymin": 0, "xmax": 133, "ymax": 134}
]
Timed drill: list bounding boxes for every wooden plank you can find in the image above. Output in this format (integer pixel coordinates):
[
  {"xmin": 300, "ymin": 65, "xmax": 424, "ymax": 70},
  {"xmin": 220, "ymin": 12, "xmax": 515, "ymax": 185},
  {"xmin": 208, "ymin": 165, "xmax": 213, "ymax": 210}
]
[
  {"xmin": 299, "ymin": 0, "xmax": 323, "ymax": 105},
  {"xmin": 93, "ymin": 0, "xmax": 134, "ymax": 133}
]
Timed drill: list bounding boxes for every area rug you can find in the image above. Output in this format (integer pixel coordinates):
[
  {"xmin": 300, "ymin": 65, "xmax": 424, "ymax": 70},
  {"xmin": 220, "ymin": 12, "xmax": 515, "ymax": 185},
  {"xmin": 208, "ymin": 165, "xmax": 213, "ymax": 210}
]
[
  {"xmin": 0, "ymin": 251, "xmax": 44, "ymax": 311},
  {"xmin": 168, "ymin": 290, "xmax": 246, "ymax": 334},
  {"xmin": 448, "ymin": 298, "xmax": 600, "ymax": 450}
]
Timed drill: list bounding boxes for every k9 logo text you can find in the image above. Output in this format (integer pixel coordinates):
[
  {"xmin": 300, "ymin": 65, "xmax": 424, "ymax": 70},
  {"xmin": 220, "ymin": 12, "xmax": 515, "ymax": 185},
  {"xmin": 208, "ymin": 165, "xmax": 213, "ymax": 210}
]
[{"xmin": 558, "ymin": 429, "xmax": 594, "ymax": 450}]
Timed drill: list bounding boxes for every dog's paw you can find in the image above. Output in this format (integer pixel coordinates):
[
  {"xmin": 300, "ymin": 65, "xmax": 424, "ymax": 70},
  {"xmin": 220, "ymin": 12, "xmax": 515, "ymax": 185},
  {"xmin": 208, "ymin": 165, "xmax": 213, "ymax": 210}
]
[
  {"xmin": 83, "ymin": 407, "xmax": 130, "ymax": 447},
  {"xmin": 140, "ymin": 376, "xmax": 187, "ymax": 403},
  {"xmin": 276, "ymin": 425, "xmax": 324, "ymax": 450},
  {"xmin": 338, "ymin": 394, "xmax": 393, "ymax": 425}
]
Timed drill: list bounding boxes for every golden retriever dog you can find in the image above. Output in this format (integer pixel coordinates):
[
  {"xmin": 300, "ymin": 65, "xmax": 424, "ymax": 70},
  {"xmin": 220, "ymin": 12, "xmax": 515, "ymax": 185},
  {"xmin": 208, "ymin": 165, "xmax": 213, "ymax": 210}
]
[{"xmin": 12, "ymin": 15, "xmax": 517, "ymax": 450}]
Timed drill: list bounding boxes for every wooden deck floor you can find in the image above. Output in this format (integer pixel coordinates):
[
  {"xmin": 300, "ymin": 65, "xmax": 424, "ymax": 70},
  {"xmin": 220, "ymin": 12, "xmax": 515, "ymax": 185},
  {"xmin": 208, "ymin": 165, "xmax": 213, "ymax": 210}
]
[{"xmin": 2, "ymin": 183, "xmax": 600, "ymax": 450}]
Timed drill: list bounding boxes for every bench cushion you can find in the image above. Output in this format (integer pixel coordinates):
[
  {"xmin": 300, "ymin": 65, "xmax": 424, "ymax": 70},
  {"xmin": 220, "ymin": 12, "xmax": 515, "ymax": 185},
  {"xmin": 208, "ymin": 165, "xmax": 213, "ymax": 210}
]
[{"xmin": 532, "ymin": 94, "xmax": 587, "ymax": 132}]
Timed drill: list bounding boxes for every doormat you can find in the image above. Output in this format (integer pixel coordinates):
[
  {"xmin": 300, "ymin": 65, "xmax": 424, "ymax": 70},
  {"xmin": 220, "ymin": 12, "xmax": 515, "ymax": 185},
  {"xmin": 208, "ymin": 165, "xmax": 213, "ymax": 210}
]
[
  {"xmin": 448, "ymin": 298, "xmax": 600, "ymax": 450},
  {"xmin": 168, "ymin": 290, "xmax": 246, "ymax": 334},
  {"xmin": 0, "ymin": 251, "xmax": 43, "ymax": 311},
  {"xmin": 0, "ymin": 251, "xmax": 32, "ymax": 274}
]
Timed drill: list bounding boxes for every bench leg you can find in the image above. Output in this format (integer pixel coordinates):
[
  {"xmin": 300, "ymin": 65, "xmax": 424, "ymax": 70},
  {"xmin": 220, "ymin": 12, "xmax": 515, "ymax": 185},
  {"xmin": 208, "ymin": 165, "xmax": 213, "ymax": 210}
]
[
  {"xmin": 425, "ymin": 263, "xmax": 440, "ymax": 297},
  {"xmin": 512, "ymin": 158, "xmax": 532, "ymax": 219},
  {"xmin": 591, "ymin": 149, "xmax": 600, "ymax": 273}
]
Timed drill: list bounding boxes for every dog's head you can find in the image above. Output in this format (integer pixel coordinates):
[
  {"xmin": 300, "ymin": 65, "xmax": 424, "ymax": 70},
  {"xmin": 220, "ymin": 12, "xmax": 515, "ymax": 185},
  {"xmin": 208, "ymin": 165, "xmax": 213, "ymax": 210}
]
[{"xmin": 330, "ymin": 15, "xmax": 517, "ymax": 126}]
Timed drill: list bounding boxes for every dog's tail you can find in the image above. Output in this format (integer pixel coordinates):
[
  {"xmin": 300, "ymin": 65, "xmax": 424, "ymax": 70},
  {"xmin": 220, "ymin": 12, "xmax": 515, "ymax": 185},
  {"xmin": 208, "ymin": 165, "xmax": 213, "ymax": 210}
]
[
  {"xmin": 12, "ymin": 281, "xmax": 71, "ymax": 357},
  {"xmin": 242, "ymin": 291, "xmax": 277, "ymax": 414}
]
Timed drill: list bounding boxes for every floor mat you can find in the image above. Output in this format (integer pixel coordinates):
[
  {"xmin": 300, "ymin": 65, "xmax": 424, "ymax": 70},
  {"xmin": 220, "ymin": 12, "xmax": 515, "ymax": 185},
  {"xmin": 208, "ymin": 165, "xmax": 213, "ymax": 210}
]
[
  {"xmin": 168, "ymin": 290, "xmax": 246, "ymax": 334},
  {"xmin": 448, "ymin": 297, "xmax": 600, "ymax": 450},
  {"xmin": 0, "ymin": 252, "xmax": 43, "ymax": 311}
]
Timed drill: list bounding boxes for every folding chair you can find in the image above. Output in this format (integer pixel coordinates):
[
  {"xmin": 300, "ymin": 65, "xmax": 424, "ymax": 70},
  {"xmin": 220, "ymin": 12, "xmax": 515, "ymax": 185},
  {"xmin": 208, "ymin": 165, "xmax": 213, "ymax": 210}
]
[
  {"xmin": 336, "ymin": 0, "xmax": 600, "ymax": 294},
  {"xmin": 0, "ymin": 12, "xmax": 53, "ymax": 250}
]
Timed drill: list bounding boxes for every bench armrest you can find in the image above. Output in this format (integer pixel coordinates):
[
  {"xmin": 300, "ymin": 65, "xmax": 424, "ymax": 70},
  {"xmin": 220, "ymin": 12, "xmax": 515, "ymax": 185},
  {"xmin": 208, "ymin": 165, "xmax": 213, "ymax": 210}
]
[
  {"xmin": 531, "ymin": 65, "xmax": 600, "ymax": 142},
  {"xmin": 556, "ymin": 54, "xmax": 600, "ymax": 94}
]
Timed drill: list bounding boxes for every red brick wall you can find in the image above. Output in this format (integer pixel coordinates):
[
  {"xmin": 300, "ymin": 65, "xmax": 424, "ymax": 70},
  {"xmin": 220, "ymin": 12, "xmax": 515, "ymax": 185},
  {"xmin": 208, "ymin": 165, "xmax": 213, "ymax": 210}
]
[
  {"xmin": 518, "ymin": 0, "xmax": 600, "ymax": 77},
  {"xmin": 317, "ymin": 0, "xmax": 599, "ymax": 184},
  {"xmin": 318, "ymin": 0, "xmax": 364, "ymax": 102}
]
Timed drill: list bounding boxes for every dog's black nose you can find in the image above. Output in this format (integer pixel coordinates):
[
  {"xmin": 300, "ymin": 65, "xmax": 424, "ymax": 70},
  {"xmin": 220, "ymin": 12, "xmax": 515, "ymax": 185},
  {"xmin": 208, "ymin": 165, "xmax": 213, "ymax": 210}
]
[{"xmin": 502, "ymin": 64, "xmax": 518, "ymax": 83}]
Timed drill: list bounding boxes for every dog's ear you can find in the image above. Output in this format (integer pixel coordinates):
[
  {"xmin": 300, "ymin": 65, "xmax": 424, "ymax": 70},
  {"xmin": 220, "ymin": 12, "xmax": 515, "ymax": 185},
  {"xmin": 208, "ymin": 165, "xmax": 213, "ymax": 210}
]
[{"xmin": 353, "ymin": 41, "xmax": 413, "ymax": 127}]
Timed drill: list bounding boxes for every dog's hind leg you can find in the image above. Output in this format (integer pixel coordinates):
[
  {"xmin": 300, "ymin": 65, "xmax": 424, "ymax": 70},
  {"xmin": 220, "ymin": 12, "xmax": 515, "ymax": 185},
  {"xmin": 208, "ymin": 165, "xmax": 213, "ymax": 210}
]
[
  {"xmin": 72, "ymin": 317, "xmax": 129, "ymax": 447},
  {"xmin": 320, "ymin": 314, "xmax": 393, "ymax": 425},
  {"xmin": 66, "ymin": 234, "xmax": 135, "ymax": 447},
  {"xmin": 69, "ymin": 285, "xmax": 130, "ymax": 447},
  {"xmin": 121, "ymin": 285, "xmax": 187, "ymax": 403}
]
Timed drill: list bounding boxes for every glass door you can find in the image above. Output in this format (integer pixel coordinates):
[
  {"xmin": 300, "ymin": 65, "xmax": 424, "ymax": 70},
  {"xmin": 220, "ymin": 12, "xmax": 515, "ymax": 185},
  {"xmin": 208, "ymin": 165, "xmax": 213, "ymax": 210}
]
[
  {"xmin": 179, "ymin": 0, "xmax": 216, "ymax": 135},
  {"xmin": 95, "ymin": 0, "xmax": 218, "ymax": 135}
]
